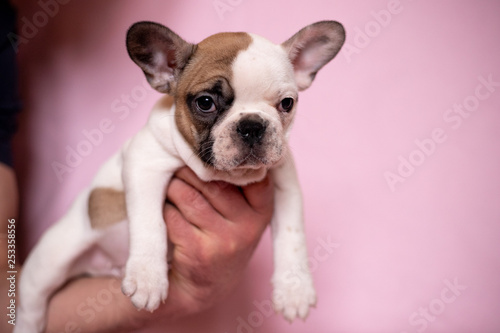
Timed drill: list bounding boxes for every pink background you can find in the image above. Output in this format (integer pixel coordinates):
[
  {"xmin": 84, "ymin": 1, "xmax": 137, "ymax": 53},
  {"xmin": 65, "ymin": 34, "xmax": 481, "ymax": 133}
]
[{"xmin": 13, "ymin": 0, "xmax": 500, "ymax": 332}]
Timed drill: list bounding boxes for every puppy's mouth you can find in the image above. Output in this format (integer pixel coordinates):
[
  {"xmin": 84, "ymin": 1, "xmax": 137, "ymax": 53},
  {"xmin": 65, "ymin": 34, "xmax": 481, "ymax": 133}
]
[
  {"xmin": 210, "ymin": 143, "xmax": 283, "ymax": 171},
  {"xmin": 235, "ymin": 150, "xmax": 270, "ymax": 169}
]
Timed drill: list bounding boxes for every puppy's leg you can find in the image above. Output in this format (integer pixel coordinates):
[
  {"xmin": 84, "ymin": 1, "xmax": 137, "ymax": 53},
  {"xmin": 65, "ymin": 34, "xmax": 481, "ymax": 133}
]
[
  {"xmin": 16, "ymin": 190, "xmax": 100, "ymax": 333},
  {"xmin": 120, "ymin": 129, "xmax": 182, "ymax": 312},
  {"xmin": 121, "ymin": 170, "xmax": 173, "ymax": 312},
  {"xmin": 270, "ymin": 154, "xmax": 316, "ymax": 321}
]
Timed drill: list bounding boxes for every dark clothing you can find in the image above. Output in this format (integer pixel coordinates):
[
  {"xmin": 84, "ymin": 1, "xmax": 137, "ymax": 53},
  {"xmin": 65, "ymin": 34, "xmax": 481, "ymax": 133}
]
[{"xmin": 0, "ymin": 0, "xmax": 21, "ymax": 167}]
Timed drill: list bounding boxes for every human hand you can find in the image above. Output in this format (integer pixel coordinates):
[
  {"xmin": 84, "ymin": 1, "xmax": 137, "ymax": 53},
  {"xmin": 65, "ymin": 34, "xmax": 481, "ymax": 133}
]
[
  {"xmin": 158, "ymin": 167, "xmax": 274, "ymax": 315},
  {"xmin": 44, "ymin": 167, "xmax": 274, "ymax": 332}
]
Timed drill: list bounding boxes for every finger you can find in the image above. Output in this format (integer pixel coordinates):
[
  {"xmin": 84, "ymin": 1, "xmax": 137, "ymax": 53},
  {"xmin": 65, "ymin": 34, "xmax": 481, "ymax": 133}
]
[
  {"xmin": 174, "ymin": 167, "xmax": 250, "ymax": 221},
  {"xmin": 241, "ymin": 173, "xmax": 274, "ymax": 217},
  {"xmin": 166, "ymin": 176, "xmax": 223, "ymax": 231},
  {"xmin": 163, "ymin": 203, "xmax": 200, "ymax": 245}
]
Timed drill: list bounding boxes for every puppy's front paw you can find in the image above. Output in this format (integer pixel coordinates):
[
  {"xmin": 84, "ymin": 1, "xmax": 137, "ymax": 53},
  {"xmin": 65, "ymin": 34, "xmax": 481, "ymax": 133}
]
[
  {"xmin": 121, "ymin": 256, "xmax": 168, "ymax": 312},
  {"xmin": 272, "ymin": 269, "xmax": 317, "ymax": 321}
]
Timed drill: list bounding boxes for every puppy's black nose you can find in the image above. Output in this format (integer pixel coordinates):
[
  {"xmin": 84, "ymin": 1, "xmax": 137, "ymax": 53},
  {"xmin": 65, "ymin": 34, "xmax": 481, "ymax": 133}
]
[{"xmin": 237, "ymin": 117, "xmax": 267, "ymax": 146}]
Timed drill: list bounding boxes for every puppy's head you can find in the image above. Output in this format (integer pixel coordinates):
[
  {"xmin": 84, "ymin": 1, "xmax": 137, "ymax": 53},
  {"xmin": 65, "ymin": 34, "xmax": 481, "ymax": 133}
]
[{"xmin": 126, "ymin": 21, "xmax": 345, "ymax": 171}]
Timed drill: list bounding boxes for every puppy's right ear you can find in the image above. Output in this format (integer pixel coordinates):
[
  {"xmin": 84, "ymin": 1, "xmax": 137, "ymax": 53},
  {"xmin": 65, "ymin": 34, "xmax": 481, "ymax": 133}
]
[{"xmin": 126, "ymin": 22, "xmax": 195, "ymax": 94}]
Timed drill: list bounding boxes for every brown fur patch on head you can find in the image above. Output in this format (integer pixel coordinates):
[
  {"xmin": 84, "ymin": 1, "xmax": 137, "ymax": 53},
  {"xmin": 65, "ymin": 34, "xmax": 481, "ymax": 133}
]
[
  {"xmin": 174, "ymin": 32, "xmax": 252, "ymax": 149},
  {"xmin": 157, "ymin": 94, "xmax": 175, "ymax": 110},
  {"xmin": 88, "ymin": 188, "xmax": 127, "ymax": 229}
]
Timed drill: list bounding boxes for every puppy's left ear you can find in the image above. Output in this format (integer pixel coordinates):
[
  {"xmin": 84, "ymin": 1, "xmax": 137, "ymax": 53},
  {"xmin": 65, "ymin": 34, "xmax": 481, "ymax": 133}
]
[
  {"xmin": 126, "ymin": 21, "xmax": 195, "ymax": 94},
  {"xmin": 282, "ymin": 21, "xmax": 345, "ymax": 91}
]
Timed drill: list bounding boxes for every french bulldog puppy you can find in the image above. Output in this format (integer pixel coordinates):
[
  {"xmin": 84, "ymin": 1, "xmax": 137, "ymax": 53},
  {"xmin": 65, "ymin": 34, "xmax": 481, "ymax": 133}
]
[{"xmin": 16, "ymin": 20, "xmax": 345, "ymax": 332}]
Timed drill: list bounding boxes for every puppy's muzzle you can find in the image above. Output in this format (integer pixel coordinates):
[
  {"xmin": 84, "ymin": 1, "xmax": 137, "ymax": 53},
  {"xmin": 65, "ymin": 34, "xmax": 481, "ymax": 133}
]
[{"xmin": 236, "ymin": 115, "xmax": 268, "ymax": 147}]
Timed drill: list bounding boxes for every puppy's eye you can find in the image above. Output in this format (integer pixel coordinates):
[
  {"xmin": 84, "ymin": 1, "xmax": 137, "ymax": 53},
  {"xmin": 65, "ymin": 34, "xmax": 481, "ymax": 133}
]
[
  {"xmin": 278, "ymin": 97, "xmax": 294, "ymax": 112},
  {"xmin": 195, "ymin": 96, "xmax": 217, "ymax": 113}
]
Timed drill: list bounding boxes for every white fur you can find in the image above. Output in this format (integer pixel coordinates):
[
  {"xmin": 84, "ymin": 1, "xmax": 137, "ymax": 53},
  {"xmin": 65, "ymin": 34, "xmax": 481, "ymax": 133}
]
[
  {"xmin": 16, "ymin": 33, "xmax": 319, "ymax": 332},
  {"xmin": 230, "ymin": 35, "xmax": 316, "ymax": 318},
  {"xmin": 211, "ymin": 34, "xmax": 298, "ymax": 172}
]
